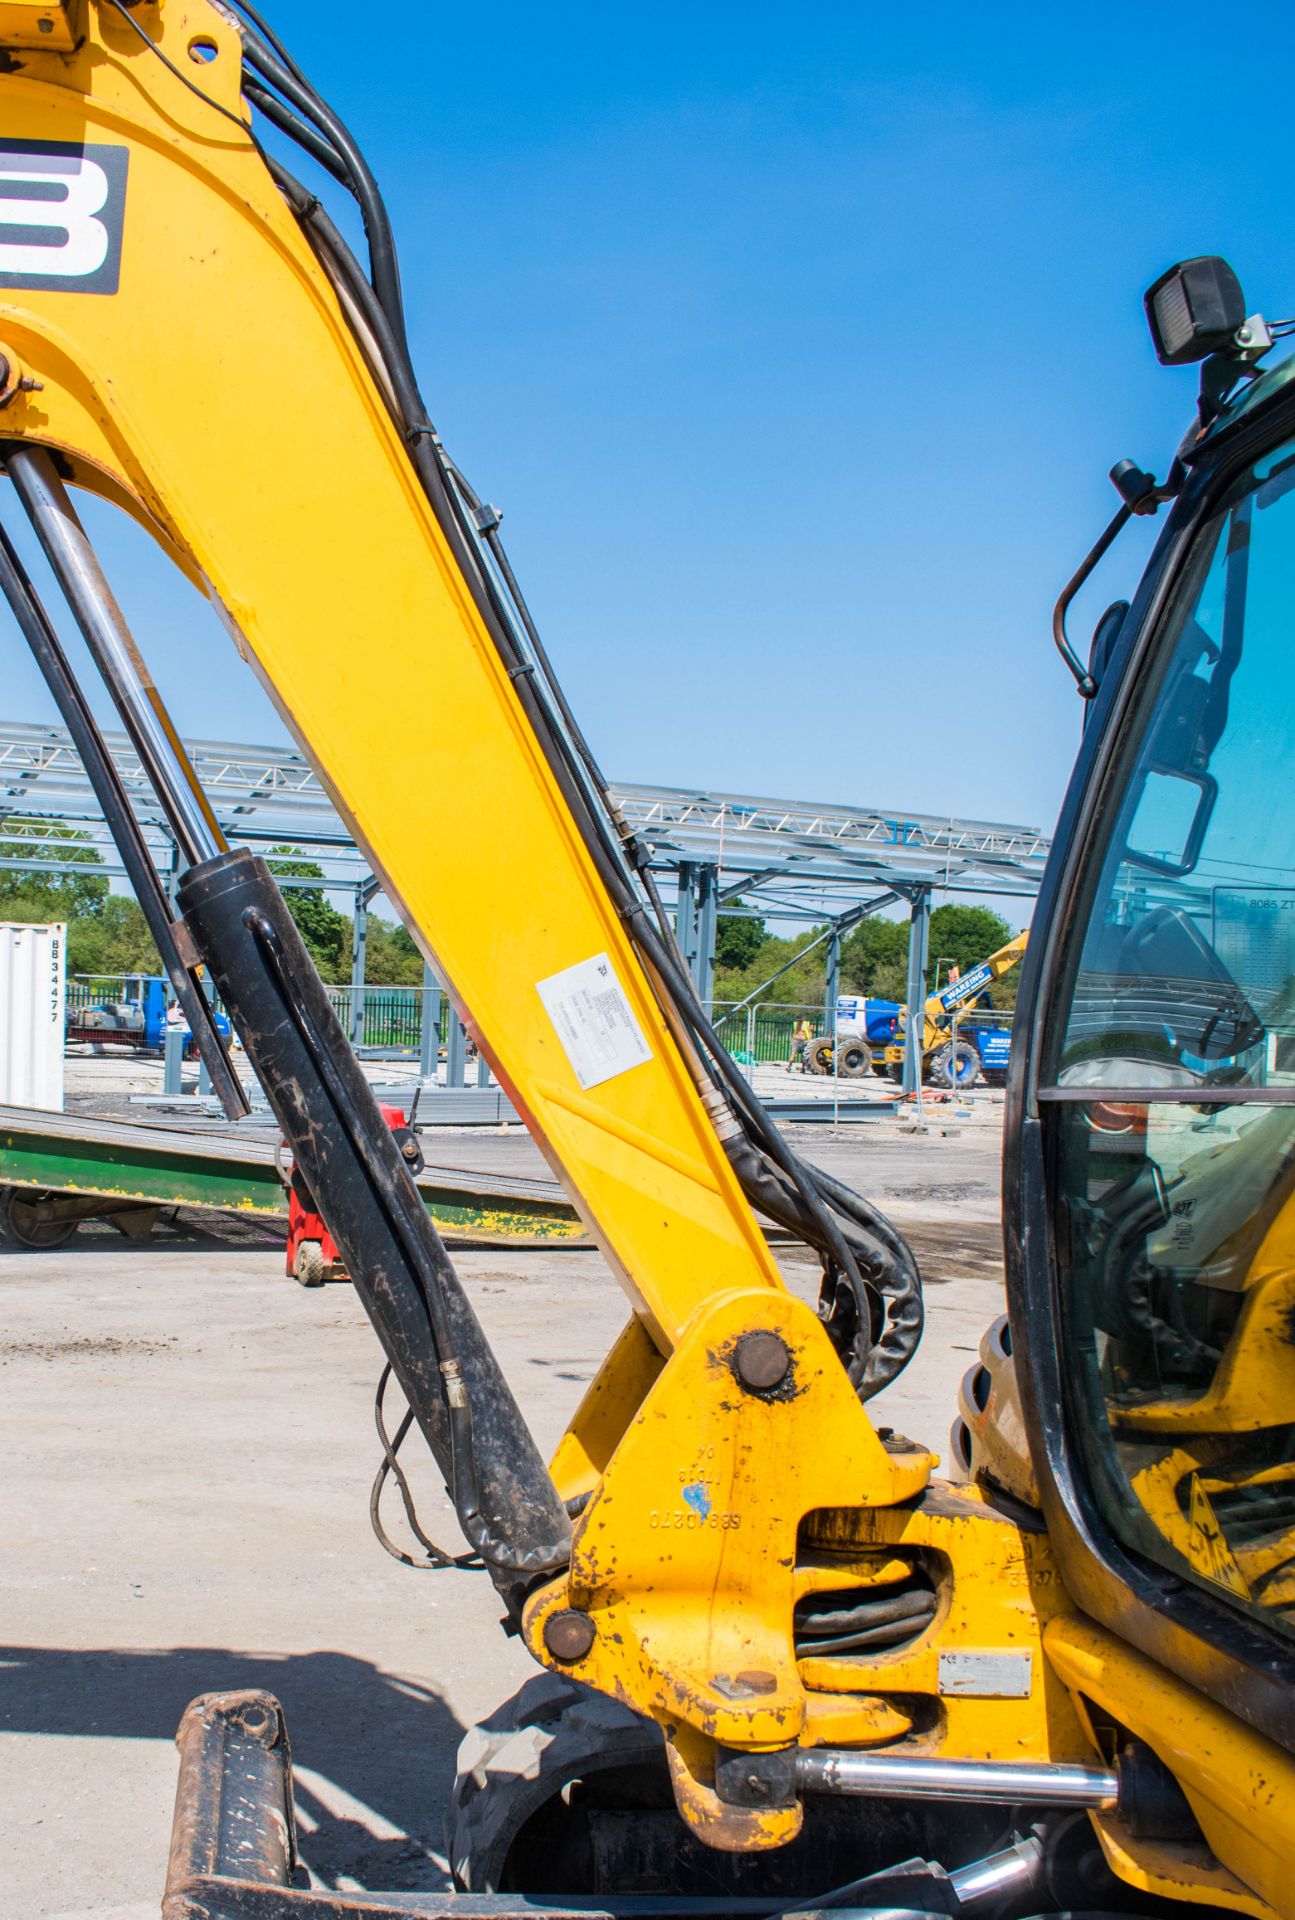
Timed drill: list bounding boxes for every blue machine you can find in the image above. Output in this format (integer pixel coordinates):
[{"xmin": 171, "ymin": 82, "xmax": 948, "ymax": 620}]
[
  {"xmin": 139, "ymin": 976, "xmax": 167, "ymax": 1047},
  {"xmin": 73, "ymin": 975, "xmax": 231, "ymax": 1052},
  {"xmin": 835, "ymin": 992, "xmax": 1014, "ymax": 1085},
  {"xmin": 835, "ymin": 996, "xmax": 903, "ymax": 1045},
  {"xmin": 968, "ymin": 1023, "xmax": 1012, "ymax": 1076}
]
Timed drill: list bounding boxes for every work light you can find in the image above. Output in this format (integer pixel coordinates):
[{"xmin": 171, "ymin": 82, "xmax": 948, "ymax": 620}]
[{"xmin": 1144, "ymin": 257, "xmax": 1246, "ymax": 365}]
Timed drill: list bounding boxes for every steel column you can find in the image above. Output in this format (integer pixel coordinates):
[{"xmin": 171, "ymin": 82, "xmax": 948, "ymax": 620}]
[
  {"xmin": 163, "ymin": 1023, "xmax": 185, "ymax": 1097},
  {"xmin": 902, "ymin": 887, "xmax": 931, "ymax": 1097},
  {"xmin": 673, "ymin": 861, "xmax": 719, "ymax": 1007},
  {"xmin": 447, "ymin": 1009, "xmax": 467, "ymax": 1087},
  {"xmin": 419, "ymin": 960, "xmax": 440, "ymax": 1079},
  {"xmin": 824, "ymin": 922, "xmax": 841, "ymax": 1033},
  {"xmin": 350, "ymin": 883, "xmax": 367, "ymax": 1045},
  {"xmin": 674, "ymin": 861, "xmax": 697, "ymax": 983},
  {"xmin": 348, "ymin": 874, "xmax": 381, "ymax": 1045},
  {"xmin": 694, "ymin": 863, "xmax": 717, "ymax": 1013}
]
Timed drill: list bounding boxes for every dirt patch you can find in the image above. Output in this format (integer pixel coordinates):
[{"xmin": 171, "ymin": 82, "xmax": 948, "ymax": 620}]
[
  {"xmin": 881, "ymin": 1180, "xmax": 993, "ymax": 1203},
  {"xmin": 0, "ymin": 1334, "xmax": 178, "ymax": 1362},
  {"xmin": 776, "ymin": 1215, "xmax": 1002, "ymax": 1289},
  {"xmin": 901, "ymin": 1217, "xmax": 1003, "ymax": 1284}
]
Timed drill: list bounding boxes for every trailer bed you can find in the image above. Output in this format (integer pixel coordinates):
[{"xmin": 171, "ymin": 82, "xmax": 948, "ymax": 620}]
[{"xmin": 0, "ymin": 1104, "xmax": 588, "ymax": 1248}]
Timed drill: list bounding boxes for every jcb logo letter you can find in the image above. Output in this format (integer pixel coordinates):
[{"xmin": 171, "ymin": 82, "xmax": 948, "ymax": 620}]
[{"xmin": 0, "ymin": 141, "xmax": 128, "ymax": 295}]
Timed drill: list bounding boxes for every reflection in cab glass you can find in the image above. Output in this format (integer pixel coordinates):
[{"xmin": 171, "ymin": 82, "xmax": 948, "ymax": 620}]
[{"xmin": 1047, "ymin": 438, "xmax": 1295, "ymax": 1639}]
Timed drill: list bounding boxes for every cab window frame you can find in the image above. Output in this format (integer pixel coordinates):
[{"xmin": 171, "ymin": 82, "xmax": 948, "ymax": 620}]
[{"xmin": 1004, "ymin": 384, "xmax": 1295, "ymax": 1748}]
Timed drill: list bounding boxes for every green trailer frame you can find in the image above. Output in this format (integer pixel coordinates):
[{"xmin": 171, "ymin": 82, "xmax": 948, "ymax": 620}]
[{"xmin": 0, "ymin": 1104, "xmax": 588, "ymax": 1250}]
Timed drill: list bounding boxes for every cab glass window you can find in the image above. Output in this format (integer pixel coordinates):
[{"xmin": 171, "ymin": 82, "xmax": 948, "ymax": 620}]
[{"xmin": 1043, "ymin": 438, "xmax": 1295, "ymax": 1642}]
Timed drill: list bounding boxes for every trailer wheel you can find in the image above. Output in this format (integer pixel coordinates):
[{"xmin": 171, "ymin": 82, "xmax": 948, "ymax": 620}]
[
  {"xmin": 293, "ymin": 1239, "xmax": 326, "ymax": 1287},
  {"xmin": 928, "ymin": 1041, "xmax": 981, "ymax": 1090},
  {"xmin": 0, "ymin": 1187, "xmax": 78, "ymax": 1250}
]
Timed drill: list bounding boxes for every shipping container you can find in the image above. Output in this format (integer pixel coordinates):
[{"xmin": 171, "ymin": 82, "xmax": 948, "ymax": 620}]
[{"xmin": 0, "ymin": 922, "xmax": 66, "ymax": 1111}]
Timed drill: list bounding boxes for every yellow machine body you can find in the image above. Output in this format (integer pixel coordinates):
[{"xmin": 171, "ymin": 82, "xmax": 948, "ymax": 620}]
[{"xmin": 0, "ymin": 5, "xmax": 1289, "ymax": 1911}]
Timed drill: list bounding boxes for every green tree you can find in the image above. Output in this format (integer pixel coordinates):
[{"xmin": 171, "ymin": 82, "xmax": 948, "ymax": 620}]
[
  {"xmin": 839, "ymin": 915, "xmax": 909, "ymax": 1000},
  {"xmin": 69, "ymin": 896, "xmax": 160, "ymax": 977},
  {"xmin": 267, "ymin": 850, "xmax": 349, "ymax": 982},
  {"xmin": 0, "ymin": 816, "xmax": 110, "ymax": 923},
  {"xmin": 715, "ymin": 901, "xmax": 767, "ymax": 972},
  {"xmin": 364, "ymin": 913, "xmax": 424, "ymax": 985},
  {"xmin": 714, "ymin": 925, "xmax": 828, "ymax": 1012}
]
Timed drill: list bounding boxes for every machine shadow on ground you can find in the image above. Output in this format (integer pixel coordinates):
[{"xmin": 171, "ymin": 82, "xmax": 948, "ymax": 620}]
[{"xmin": 0, "ymin": 1643, "xmax": 466, "ymax": 1889}]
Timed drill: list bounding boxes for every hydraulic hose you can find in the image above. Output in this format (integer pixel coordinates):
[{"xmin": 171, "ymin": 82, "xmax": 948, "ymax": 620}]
[
  {"xmin": 245, "ymin": 50, "xmax": 925, "ymax": 1401},
  {"xmin": 238, "ymin": 25, "xmax": 407, "ymax": 340},
  {"xmin": 242, "ymin": 77, "xmax": 352, "ymax": 185}
]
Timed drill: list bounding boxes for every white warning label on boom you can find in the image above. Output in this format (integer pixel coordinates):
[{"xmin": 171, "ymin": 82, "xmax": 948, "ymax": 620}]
[{"xmin": 536, "ymin": 952, "xmax": 653, "ymax": 1091}]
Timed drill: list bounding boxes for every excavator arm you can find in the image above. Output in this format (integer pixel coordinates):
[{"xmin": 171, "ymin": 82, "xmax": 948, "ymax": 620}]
[{"xmin": 0, "ymin": 0, "xmax": 937, "ymax": 1851}]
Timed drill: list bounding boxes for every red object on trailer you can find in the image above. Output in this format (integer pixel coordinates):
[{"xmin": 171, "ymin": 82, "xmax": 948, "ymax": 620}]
[{"xmin": 285, "ymin": 1101, "xmax": 422, "ymax": 1286}]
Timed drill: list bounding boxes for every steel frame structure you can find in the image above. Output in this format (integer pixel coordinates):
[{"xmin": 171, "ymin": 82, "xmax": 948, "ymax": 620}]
[
  {"xmin": 0, "ymin": 720, "xmax": 1050, "ymax": 1086},
  {"xmin": 0, "ymin": 719, "xmax": 1049, "ymax": 904}
]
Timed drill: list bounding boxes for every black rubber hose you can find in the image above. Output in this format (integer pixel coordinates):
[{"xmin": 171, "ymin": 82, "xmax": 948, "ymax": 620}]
[
  {"xmin": 243, "ymin": 77, "xmax": 351, "ymax": 185},
  {"xmin": 630, "ymin": 907, "xmax": 877, "ymax": 1276},
  {"xmin": 724, "ymin": 1131, "xmax": 921, "ymax": 1396},
  {"xmin": 225, "ymin": 0, "xmax": 315, "ymax": 89},
  {"xmin": 794, "ymin": 1590, "xmax": 934, "ymax": 1637},
  {"xmin": 240, "ymin": 27, "xmax": 406, "ymax": 340},
  {"xmin": 793, "ymin": 1609, "xmax": 936, "ymax": 1657},
  {"xmin": 262, "ymin": 142, "xmax": 924, "ymax": 1399},
  {"xmin": 444, "ymin": 457, "xmax": 617, "ymax": 795}
]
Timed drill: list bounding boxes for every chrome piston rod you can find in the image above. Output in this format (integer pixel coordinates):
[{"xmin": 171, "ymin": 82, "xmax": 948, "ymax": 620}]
[
  {"xmin": 778, "ymin": 1835, "xmax": 1043, "ymax": 1920},
  {"xmin": 947, "ymin": 1836, "xmax": 1043, "ymax": 1909},
  {"xmin": 796, "ymin": 1747, "xmax": 1119, "ymax": 1808},
  {"xmin": 6, "ymin": 443, "xmax": 224, "ymax": 869}
]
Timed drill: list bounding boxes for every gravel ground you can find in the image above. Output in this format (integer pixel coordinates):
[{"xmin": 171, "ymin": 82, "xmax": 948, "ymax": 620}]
[{"xmin": 0, "ymin": 1097, "xmax": 1008, "ymax": 1919}]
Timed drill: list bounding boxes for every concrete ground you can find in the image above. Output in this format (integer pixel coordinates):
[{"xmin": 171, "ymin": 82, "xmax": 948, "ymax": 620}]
[
  {"xmin": 61, "ymin": 1047, "xmax": 916, "ymax": 1116},
  {"xmin": 0, "ymin": 1098, "xmax": 1007, "ymax": 1920}
]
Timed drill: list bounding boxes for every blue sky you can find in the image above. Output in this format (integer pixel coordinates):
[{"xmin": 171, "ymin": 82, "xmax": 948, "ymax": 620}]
[{"xmin": 7, "ymin": 0, "xmax": 1295, "ymax": 839}]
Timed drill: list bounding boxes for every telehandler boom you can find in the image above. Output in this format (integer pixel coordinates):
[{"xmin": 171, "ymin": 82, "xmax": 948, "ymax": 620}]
[
  {"xmin": 807, "ymin": 930, "xmax": 1028, "ymax": 1085},
  {"xmin": 0, "ymin": 8, "xmax": 1292, "ymax": 1918}
]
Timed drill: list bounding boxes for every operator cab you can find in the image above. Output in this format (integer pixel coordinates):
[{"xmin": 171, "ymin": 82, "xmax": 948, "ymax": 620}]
[{"xmin": 1008, "ymin": 260, "xmax": 1295, "ymax": 1743}]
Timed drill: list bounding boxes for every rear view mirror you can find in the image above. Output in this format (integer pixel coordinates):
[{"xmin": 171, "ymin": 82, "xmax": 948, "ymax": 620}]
[{"xmin": 1123, "ymin": 765, "xmax": 1217, "ymax": 877}]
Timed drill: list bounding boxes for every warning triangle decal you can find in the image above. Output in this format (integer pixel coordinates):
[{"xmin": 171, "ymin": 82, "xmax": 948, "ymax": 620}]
[{"xmin": 1187, "ymin": 1474, "xmax": 1251, "ymax": 1600}]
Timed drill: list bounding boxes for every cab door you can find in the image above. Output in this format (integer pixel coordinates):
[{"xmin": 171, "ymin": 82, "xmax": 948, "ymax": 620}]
[{"xmin": 1006, "ymin": 410, "xmax": 1295, "ymax": 1753}]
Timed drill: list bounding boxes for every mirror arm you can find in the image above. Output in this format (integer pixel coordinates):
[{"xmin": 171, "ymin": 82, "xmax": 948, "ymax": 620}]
[
  {"xmin": 1054, "ymin": 459, "xmax": 1177, "ymax": 698},
  {"xmin": 1053, "ymin": 502, "xmax": 1134, "ymax": 697}
]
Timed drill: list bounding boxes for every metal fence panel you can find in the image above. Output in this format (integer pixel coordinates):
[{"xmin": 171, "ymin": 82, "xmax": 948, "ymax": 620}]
[{"xmin": 712, "ymin": 1001, "xmax": 824, "ymax": 1065}]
